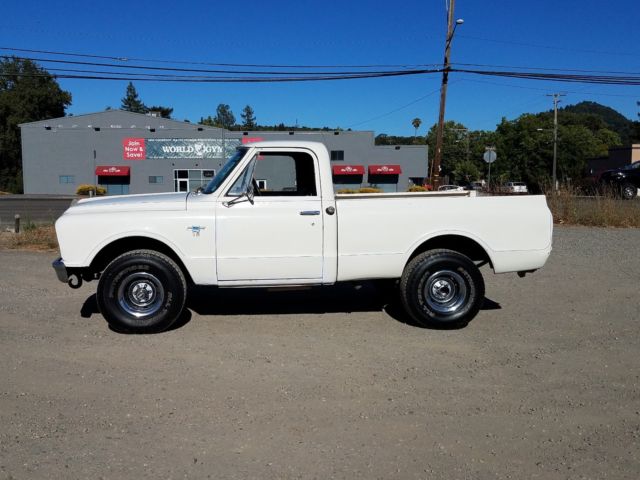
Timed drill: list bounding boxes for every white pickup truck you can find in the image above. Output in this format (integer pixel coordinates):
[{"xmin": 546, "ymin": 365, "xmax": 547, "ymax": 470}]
[{"xmin": 53, "ymin": 141, "xmax": 553, "ymax": 333}]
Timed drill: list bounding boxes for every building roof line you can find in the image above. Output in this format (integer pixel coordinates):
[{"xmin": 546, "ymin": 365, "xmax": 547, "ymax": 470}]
[{"xmin": 18, "ymin": 109, "xmax": 225, "ymax": 129}]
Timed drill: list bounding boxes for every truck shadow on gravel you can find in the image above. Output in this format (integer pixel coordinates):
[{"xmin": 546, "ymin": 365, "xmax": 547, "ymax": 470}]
[{"xmin": 80, "ymin": 282, "xmax": 501, "ymax": 332}]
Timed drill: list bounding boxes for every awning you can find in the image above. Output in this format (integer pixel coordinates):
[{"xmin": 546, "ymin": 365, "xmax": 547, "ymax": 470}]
[
  {"xmin": 369, "ymin": 164, "xmax": 402, "ymax": 175},
  {"xmin": 332, "ymin": 165, "xmax": 365, "ymax": 175},
  {"xmin": 96, "ymin": 166, "xmax": 130, "ymax": 176}
]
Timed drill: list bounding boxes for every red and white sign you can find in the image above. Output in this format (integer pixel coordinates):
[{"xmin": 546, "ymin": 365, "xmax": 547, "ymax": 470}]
[
  {"xmin": 96, "ymin": 166, "xmax": 130, "ymax": 176},
  {"xmin": 369, "ymin": 164, "xmax": 402, "ymax": 175},
  {"xmin": 123, "ymin": 137, "xmax": 146, "ymax": 160},
  {"xmin": 332, "ymin": 165, "xmax": 365, "ymax": 175},
  {"xmin": 242, "ymin": 136, "xmax": 264, "ymax": 144}
]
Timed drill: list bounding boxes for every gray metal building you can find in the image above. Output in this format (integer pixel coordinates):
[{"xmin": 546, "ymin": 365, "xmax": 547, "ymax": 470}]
[{"xmin": 20, "ymin": 110, "xmax": 428, "ymax": 195}]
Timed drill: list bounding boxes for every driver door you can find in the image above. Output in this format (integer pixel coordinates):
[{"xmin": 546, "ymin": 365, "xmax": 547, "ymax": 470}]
[{"xmin": 215, "ymin": 150, "xmax": 324, "ymax": 283}]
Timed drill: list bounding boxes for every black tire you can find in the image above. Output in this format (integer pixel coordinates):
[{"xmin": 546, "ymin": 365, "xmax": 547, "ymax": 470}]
[
  {"xmin": 621, "ymin": 182, "xmax": 637, "ymax": 200},
  {"xmin": 400, "ymin": 249, "xmax": 485, "ymax": 327},
  {"xmin": 96, "ymin": 249, "xmax": 187, "ymax": 333}
]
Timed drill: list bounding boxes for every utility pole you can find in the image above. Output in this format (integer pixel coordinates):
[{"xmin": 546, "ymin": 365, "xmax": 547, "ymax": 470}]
[
  {"xmin": 547, "ymin": 93, "xmax": 565, "ymax": 191},
  {"xmin": 430, "ymin": 0, "xmax": 463, "ymax": 189}
]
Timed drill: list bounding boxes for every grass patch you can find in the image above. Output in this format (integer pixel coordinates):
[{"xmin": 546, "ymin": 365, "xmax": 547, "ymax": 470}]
[
  {"xmin": 547, "ymin": 189, "xmax": 640, "ymax": 227},
  {"xmin": 0, "ymin": 224, "xmax": 59, "ymax": 251}
]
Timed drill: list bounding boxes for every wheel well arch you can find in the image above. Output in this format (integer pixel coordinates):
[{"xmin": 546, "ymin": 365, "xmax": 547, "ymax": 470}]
[
  {"xmin": 89, "ymin": 236, "xmax": 194, "ymax": 285},
  {"xmin": 408, "ymin": 234, "xmax": 492, "ymax": 267}
]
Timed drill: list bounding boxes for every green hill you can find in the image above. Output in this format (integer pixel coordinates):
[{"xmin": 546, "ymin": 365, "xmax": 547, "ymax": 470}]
[{"xmin": 560, "ymin": 101, "xmax": 635, "ymax": 144}]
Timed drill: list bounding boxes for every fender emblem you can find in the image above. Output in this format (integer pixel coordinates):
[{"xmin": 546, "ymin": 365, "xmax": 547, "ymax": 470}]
[{"xmin": 187, "ymin": 226, "xmax": 206, "ymax": 237}]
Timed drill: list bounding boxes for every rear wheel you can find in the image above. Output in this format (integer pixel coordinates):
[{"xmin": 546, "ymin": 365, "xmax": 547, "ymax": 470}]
[
  {"xmin": 97, "ymin": 249, "xmax": 187, "ymax": 333},
  {"xmin": 400, "ymin": 249, "xmax": 484, "ymax": 327}
]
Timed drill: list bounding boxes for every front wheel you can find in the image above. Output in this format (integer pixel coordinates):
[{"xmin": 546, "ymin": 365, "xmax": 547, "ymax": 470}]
[
  {"xmin": 621, "ymin": 182, "xmax": 637, "ymax": 200},
  {"xmin": 97, "ymin": 250, "xmax": 187, "ymax": 333},
  {"xmin": 400, "ymin": 249, "xmax": 485, "ymax": 327}
]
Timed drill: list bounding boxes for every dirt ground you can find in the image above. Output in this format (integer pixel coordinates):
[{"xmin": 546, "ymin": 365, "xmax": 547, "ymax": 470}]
[{"xmin": 1, "ymin": 226, "xmax": 639, "ymax": 479}]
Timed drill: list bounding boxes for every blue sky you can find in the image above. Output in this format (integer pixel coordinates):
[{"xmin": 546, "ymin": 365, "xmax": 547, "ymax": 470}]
[{"xmin": 2, "ymin": 0, "xmax": 639, "ymax": 136}]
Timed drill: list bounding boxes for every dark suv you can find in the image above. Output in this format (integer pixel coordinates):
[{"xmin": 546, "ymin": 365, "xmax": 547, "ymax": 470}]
[{"xmin": 599, "ymin": 161, "xmax": 640, "ymax": 200}]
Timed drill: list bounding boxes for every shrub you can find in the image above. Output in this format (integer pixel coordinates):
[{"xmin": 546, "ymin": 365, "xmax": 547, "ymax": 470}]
[
  {"xmin": 4, "ymin": 224, "xmax": 59, "ymax": 251},
  {"xmin": 407, "ymin": 185, "xmax": 428, "ymax": 192},
  {"xmin": 76, "ymin": 184, "xmax": 106, "ymax": 196},
  {"xmin": 336, "ymin": 187, "xmax": 384, "ymax": 194},
  {"xmin": 546, "ymin": 186, "xmax": 640, "ymax": 227}
]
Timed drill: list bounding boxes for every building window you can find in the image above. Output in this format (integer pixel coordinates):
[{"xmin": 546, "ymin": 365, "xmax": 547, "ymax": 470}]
[
  {"xmin": 330, "ymin": 150, "xmax": 344, "ymax": 161},
  {"xmin": 148, "ymin": 176, "xmax": 164, "ymax": 184},
  {"xmin": 173, "ymin": 169, "xmax": 216, "ymax": 192},
  {"xmin": 256, "ymin": 179, "xmax": 268, "ymax": 190},
  {"xmin": 59, "ymin": 175, "xmax": 75, "ymax": 184}
]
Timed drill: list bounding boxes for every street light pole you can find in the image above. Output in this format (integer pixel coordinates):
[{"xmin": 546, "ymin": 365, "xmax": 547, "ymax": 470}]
[
  {"xmin": 430, "ymin": 1, "xmax": 463, "ymax": 188},
  {"xmin": 547, "ymin": 93, "xmax": 565, "ymax": 191}
]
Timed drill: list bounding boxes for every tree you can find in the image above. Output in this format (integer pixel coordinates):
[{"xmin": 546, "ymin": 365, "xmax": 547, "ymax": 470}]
[
  {"xmin": 411, "ymin": 118, "xmax": 422, "ymax": 138},
  {"xmin": 426, "ymin": 121, "xmax": 472, "ymax": 179},
  {"xmin": 0, "ymin": 57, "xmax": 71, "ymax": 192},
  {"xmin": 121, "ymin": 82, "xmax": 146, "ymax": 113},
  {"xmin": 199, "ymin": 115, "xmax": 215, "ymax": 127},
  {"xmin": 240, "ymin": 105, "xmax": 257, "ymax": 130},
  {"xmin": 145, "ymin": 105, "xmax": 173, "ymax": 119},
  {"xmin": 214, "ymin": 104, "xmax": 235, "ymax": 129},
  {"xmin": 452, "ymin": 159, "xmax": 480, "ymax": 183},
  {"xmin": 492, "ymin": 111, "xmax": 622, "ymax": 190}
]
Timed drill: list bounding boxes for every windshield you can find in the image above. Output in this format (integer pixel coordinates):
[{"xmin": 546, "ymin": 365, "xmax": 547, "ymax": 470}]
[
  {"xmin": 621, "ymin": 162, "xmax": 640, "ymax": 171},
  {"xmin": 203, "ymin": 148, "xmax": 248, "ymax": 194}
]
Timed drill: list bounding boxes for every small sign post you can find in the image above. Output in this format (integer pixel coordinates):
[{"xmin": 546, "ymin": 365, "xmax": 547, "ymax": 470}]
[{"xmin": 483, "ymin": 147, "xmax": 497, "ymax": 188}]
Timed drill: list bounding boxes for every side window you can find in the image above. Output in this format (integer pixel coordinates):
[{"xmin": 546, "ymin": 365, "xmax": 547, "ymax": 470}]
[
  {"xmin": 254, "ymin": 151, "xmax": 317, "ymax": 196},
  {"xmin": 227, "ymin": 158, "xmax": 256, "ymax": 196}
]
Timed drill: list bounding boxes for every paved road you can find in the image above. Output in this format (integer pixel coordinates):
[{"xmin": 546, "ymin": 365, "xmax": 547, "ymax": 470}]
[
  {"xmin": 1, "ymin": 227, "xmax": 639, "ymax": 479},
  {"xmin": 0, "ymin": 195, "xmax": 74, "ymax": 228}
]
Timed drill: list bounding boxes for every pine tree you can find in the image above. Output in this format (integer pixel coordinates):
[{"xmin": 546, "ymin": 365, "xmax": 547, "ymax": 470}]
[
  {"xmin": 214, "ymin": 104, "xmax": 236, "ymax": 129},
  {"xmin": 121, "ymin": 82, "xmax": 146, "ymax": 113},
  {"xmin": 241, "ymin": 105, "xmax": 257, "ymax": 130}
]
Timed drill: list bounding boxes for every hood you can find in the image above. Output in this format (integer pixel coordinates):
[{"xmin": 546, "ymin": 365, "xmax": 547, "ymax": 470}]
[{"xmin": 66, "ymin": 192, "xmax": 189, "ymax": 214}]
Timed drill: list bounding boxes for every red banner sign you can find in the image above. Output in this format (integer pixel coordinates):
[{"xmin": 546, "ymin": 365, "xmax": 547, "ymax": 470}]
[
  {"xmin": 241, "ymin": 137, "xmax": 264, "ymax": 144},
  {"xmin": 96, "ymin": 166, "xmax": 130, "ymax": 176},
  {"xmin": 369, "ymin": 164, "xmax": 402, "ymax": 175},
  {"xmin": 332, "ymin": 165, "xmax": 365, "ymax": 175},
  {"xmin": 123, "ymin": 137, "xmax": 146, "ymax": 160}
]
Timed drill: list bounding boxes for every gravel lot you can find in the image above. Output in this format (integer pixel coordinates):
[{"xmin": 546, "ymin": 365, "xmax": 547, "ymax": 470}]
[{"xmin": 1, "ymin": 226, "xmax": 639, "ymax": 479}]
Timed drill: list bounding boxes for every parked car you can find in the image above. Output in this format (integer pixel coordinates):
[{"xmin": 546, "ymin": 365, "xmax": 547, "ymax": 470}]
[
  {"xmin": 438, "ymin": 185, "xmax": 465, "ymax": 192},
  {"xmin": 459, "ymin": 181, "xmax": 486, "ymax": 191},
  {"xmin": 505, "ymin": 182, "xmax": 528, "ymax": 194},
  {"xmin": 598, "ymin": 161, "xmax": 640, "ymax": 200}
]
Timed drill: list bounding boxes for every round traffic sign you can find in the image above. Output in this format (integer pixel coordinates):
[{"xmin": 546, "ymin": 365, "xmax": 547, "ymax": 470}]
[{"xmin": 483, "ymin": 150, "xmax": 497, "ymax": 164}]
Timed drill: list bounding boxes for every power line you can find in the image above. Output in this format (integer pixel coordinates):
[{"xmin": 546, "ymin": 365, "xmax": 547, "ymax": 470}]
[
  {"xmin": 0, "ymin": 46, "xmax": 432, "ymax": 70},
  {"xmin": 4, "ymin": 46, "xmax": 640, "ymax": 77},
  {"xmin": 347, "ymin": 84, "xmax": 445, "ymax": 128},
  {"xmin": 460, "ymin": 78, "xmax": 640, "ymax": 98},
  {"xmin": 453, "ymin": 68, "xmax": 640, "ymax": 86},
  {"xmin": 0, "ymin": 55, "xmax": 427, "ymax": 76},
  {"xmin": 0, "ymin": 70, "xmax": 442, "ymax": 83},
  {"xmin": 3, "ymin": 54, "xmax": 640, "ymax": 86},
  {"xmin": 452, "ymin": 62, "xmax": 640, "ymax": 76}
]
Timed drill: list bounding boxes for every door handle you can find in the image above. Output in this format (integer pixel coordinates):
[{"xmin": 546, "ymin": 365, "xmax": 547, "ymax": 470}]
[{"xmin": 299, "ymin": 210, "xmax": 321, "ymax": 216}]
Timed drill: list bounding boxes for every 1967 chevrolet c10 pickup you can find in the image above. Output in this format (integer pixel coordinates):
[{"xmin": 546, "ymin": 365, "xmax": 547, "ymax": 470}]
[{"xmin": 53, "ymin": 141, "xmax": 553, "ymax": 333}]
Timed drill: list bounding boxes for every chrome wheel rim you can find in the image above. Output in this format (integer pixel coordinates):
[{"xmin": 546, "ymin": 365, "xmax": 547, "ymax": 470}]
[
  {"xmin": 117, "ymin": 272, "xmax": 165, "ymax": 318},
  {"xmin": 424, "ymin": 270, "xmax": 467, "ymax": 314}
]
